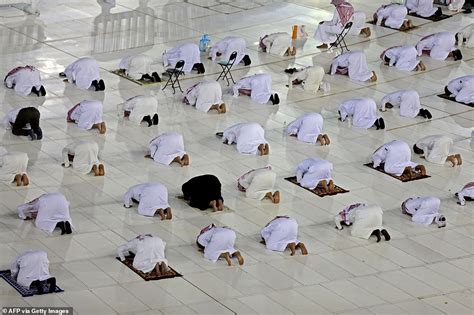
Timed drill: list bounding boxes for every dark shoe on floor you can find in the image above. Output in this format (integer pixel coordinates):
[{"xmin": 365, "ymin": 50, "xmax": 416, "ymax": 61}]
[
  {"xmin": 91, "ymin": 80, "xmax": 100, "ymax": 91},
  {"xmin": 152, "ymin": 113, "xmax": 159, "ymax": 125},
  {"xmin": 378, "ymin": 118, "xmax": 385, "ymax": 130},
  {"xmin": 381, "ymin": 229, "xmax": 391, "ymax": 241},
  {"xmin": 143, "ymin": 115, "xmax": 152, "ymax": 127},
  {"xmin": 272, "ymin": 93, "xmax": 280, "ymax": 105},
  {"xmin": 424, "ymin": 109, "xmax": 432, "ymax": 119},
  {"xmin": 40, "ymin": 85, "xmax": 46, "ymax": 96},
  {"xmin": 65, "ymin": 221, "xmax": 72, "ymax": 234},
  {"xmin": 31, "ymin": 86, "xmax": 40, "ymax": 96},
  {"xmin": 216, "ymin": 132, "xmax": 223, "ymax": 137},
  {"xmin": 98, "ymin": 79, "xmax": 105, "ymax": 91},
  {"xmin": 59, "ymin": 72, "xmax": 66, "ymax": 77}
]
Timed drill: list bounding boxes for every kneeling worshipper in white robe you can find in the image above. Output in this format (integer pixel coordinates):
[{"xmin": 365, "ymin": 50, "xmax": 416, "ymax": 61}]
[
  {"xmin": 286, "ymin": 112, "xmax": 330, "ymax": 145},
  {"xmin": 401, "ymin": 196, "xmax": 446, "ymax": 228},
  {"xmin": 237, "ymin": 166, "xmax": 280, "ymax": 203},
  {"xmin": 145, "ymin": 132, "xmax": 189, "ymax": 167},
  {"xmin": 335, "ymin": 203, "xmax": 391, "ymax": 242},
  {"xmin": 445, "ymin": 75, "xmax": 474, "ymax": 104},
  {"xmin": 374, "ymin": 3, "xmax": 412, "ymax": 30},
  {"xmin": 285, "ymin": 66, "xmax": 329, "ymax": 93},
  {"xmin": 120, "ymin": 95, "xmax": 159, "ymax": 126},
  {"xmin": 67, "ymin": 100, "xmax": 106, "ymax": 134},
  {"xmin": 233, "ymin": 73, "xmax": 280, "ymax": 105},
  {"xmin": 314, "ymin": 0, "xmax": 370, "ymax": 49},
  {"xmin": 372, "ymin": 140, "xmax": 426, "ymax": 178},
  {"xmin": 117, "ymin": 234, "xmax": 170, "ymax": 276},
  {"xmin": 296, "ymin": 157, "xmax": 335, "ymax": 192},
  {"xmin": 11, "ymin": 250, "xmax": 56, "ymax": 294},
  {"xmin": 183, "ymin": 80, "xmax": 226, "ymax": 113},
  {"xmin": 60, "ymin": 57, "xmax": 104, "ymax": 91},
  {"xmin": 196, "ymin": 224, "xmax": 244, "ymax": 266},
  {"xmin": 380, "ymin": 89, "xmax": 432, "ymax": 119},
  {"xmin": 123, "ymin": 183, "xmax": 172, "ymax": 220},
  {"xmin": 416, "ymin": 32, "xmax": 463, "ymax": 61},
  {"xmin": 448, "ymin": 0, "xmax": 466, "ymax": 11},
  {"xmin": 221, "ymin": 122, "xmax": 269, "ymax": 155},
  {"xmin": 456, "ymin": 182, "xmax": 474, "ymax": 206},
  {"xmin": 118, "ymin": 54, "xmax": 160, "ymax": 82},
  {"xmin": 17, "ymin": 192, "xmax": 73, "ymax": 235},
  {"xmin": 261, "ymin": 216, "xmax": 308, "ymax": 255},
  {"xmin": 0, "ymin": 146, "xmax": 29, "ymax": 186},
  {"xmin": 330, "ymin": 51, "xmax": 377, "ymax": 82},
  {"xmin": 4, "ymin": 65, "xmax": 45, "ymax": 96},
  {"xmin": 210, "ymin": 36, "xmax": 251, "ymax": 66},
  {"xmin": 380, "ymin": 45, "xmax": 426, "ymax": 71},
  {"xmin": 162, "ymin": 42, "xmax": 204, "ymax": 74},
  {"xmin": 405, "ymin": 0, "xmax": 442, "ymax": 17},
  {"xmin": 413, "ymin": 135, "xmax": 462, "ymax": 166},
  {"xmin": 62, "ymin": 140, "xmax": 105, "ymax": 176},
  {"xmin": 259, "ymin": 32, "xmax": 295, "ymax": 56},
  {"xmin": 456, "ymin": 23, "xmax": 473, "ymax": 47},
  {"xmin": 339, "ymin": 98, "xmax": 385, "ymax": 130}
]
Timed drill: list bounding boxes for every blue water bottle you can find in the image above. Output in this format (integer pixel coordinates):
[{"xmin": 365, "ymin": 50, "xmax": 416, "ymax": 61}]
[{"xmin": 199, "ymin": 34, "xmax": 210, "ymax": 53}]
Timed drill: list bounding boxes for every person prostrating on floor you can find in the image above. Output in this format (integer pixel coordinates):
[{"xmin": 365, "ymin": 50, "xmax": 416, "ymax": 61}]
[{"xmin": 196, "ymin": 224, "xmax": 244, "ymax": 266}]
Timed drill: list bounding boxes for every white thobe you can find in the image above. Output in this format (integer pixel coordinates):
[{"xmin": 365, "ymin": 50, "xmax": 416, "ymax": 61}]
[
  {"xmin": 210, "ymin": 36, "xmax": 246, "ymax": 64},
  {"xmin": 447, "ymin": 75, "xmax": 474, "ymax": 104},
  {"xmin": 17, "ymin": 193, "xmax": 73, "ymax": 233},
  {"xmin": 123, "ymin": 183, "xmax": 170, "ymax": 217},
  {"xmin": 223, "ymin": 122, "xmax": 268, "ymax": 155},
  {"xmin": 405, "ymin": 0, "xmax": 438, "ymax": 17},
  {"xmin": 197, "ymin": 226, "xmax": 237, "ymax": 262},
  {"xmin": 286, "ymin": 113, "xmax": 324, "ymax": 144},
  {"xmin": 70, "ymin": 100, "xmax": 103, "ymax": 130},
  {"xmin": 5, "ymin": 66, "xmax": 42, "ymax": 96},
  {"xmin": 415, "ymin": 135, "xmax": 453, "ymax": 164},
  {"xmin": 416, "ymin": 32, "xmax": 456, "ymax": 60},
  {"xmin": 261, "ymin": 32, "xmax": 292, "ymax": 56},
  {"xmin": 296, "ymin": 157, "xmax": 333, "ymax": 190},
  {"xmin": 457, "ymin": 182, "xmax": 474, "ymax": 206},
  {"xmin": 0, "ymin": 147, "xmax": 28, "ymax": 183},
  {"xmin": 380, "ymin": 90, "xmax": 421, "ymax": 118},
  {"xmin": 10, "ymin": 250, "xmax": 51, "ymax": 287},
  {"xmin": 402, "ymin": 196, "xmax": 440, "ymax": 225},
  {"xmin": 163, "ymin": 43, "xmax": 201, "ymax": 73},
  {"xmin": 330, "ymin": 51, "xmax": 373, "ymax": 82},
  {"xmin": 64, "ymin": 57, "xmax": 101, "ymax": 90},
  {"xmin": 372, "ymin": 140, "xmax": 417, "ymax": 176},
  {"xmin": 261, "ymin": 217, "xmax": 300, "ymax": 252},
  {"xmin": 122, "ymin": 95, "xmax": 158, "ymax": 124},
  {"xmin": 117, "ymin": 235, "xmax": 167, "ymax": 273},
  {"xmin": 148, "ymin": 132, "xmax": 186, "ymax": 165},
  {"xmin": 238, "ymin": 167, "xmax": 276, "ymax": 200},
  {"xmin": 118, "ymin": 54, "xmax": 153, "ymax": 80},
  {"xmin": 339, "ymin": 98, "xmax": 378, "ymax": 129},
  {"xmin": 288, "ymin": 66, "xmax": 325, "ymax": 92},
  {"xmin": 457, "ymin": 23, "xmax": 473, "ymax": 48},
  {"xmin": 233, "ymin": 73, "xmax": 273, "ymax": 104},
  {"xmin": 375, "ymin": 4, "xmax": 408, "ymax": 29},
  {"xmin": 184, "ymin": 80, "xmax": 223, "ymax": 112},
  {"xmin": 382, "ymin": 45, "xmax": 420, "ymax": 71},
  {"xmin": 349, "ymin": 205, "xmax": 385, "ymax": 239},
  {"xmin": 62, "ymin": 140, "xmax": 100, "ymax": 174}
]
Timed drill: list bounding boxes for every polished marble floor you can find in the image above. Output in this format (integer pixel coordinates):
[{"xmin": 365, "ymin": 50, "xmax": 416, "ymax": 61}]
[{"xmin": 0, "ymin": 0, "xmax": 473, "ymax": 314}]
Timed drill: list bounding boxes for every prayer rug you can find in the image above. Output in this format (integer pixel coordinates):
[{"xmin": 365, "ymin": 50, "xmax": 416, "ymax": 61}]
[
  {"xmin": 367, "ymin": 20, "xmax": 419, "ymax": 32},
  {"xmin": 116, "ymin": 255, "xmax": 182, "ymax": 281},
  {"xmin": 0, "ymin": 270, "xmax": 63, "ymax": 297},
  {"xmin": 407, "ymin": 12, "xmax": 452, "ymax": 22},
  {"xmin": 437, "ymin": 94, "xmax": 474, "ymax": 107},
  {"xmin": 284, "ymin": 176, "xmax": 349, "ymax": 197},
  {"xmin": 364, "ymin": 163, "xmax": 431, "ymax": 182},
  {"xmin": 111, "ymin": 70, "xmax": 161, "ymax": 86}
]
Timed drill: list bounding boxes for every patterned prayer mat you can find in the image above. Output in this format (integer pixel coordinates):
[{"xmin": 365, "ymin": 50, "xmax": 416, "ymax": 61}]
[
  {"xmin": 367, "ymin": 20, "xmax": 419, "ymax": 32},
  {"xmin": 116, "ymin": 256, "xmax": 182, "ymax": 281},
  {"xmin": 437, "ymin": 94, "xmax": 474, "ymax": 107},
  {"xmin": 364, "ymin": 163, "xmax": 431, "ymax": 182},
  {"xmin": 0, "ymin": 270, "xmax": 63, "ymax": 297},
  {"xmin": 284, "ymin": 176, "xmax": 349, "ymax": 197},
  {"xmin": 111, "ymin": 70, "xmax": 161, "ymax": 86},
  {"xmin": 407, "ymin": 12, "xmax": 451, "ymax": 22}
]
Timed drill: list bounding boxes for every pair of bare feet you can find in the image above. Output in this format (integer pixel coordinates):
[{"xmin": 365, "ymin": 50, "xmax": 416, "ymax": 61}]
[
  {"xmin": 285, "ymin": 47, "xmax": 297, "ymax": 56},
  {"xmin": 260, "ymin": 239, "xmax": 308, "ymax": 256},
  {"xmin": 402, "ymin": 165, "xmax": 426, "ymax": 178},
  {"xmin": 317, "ymin": 134, "xmax": 331, "ymax": 146},
  {"xmin": 446, "ymin": 154, "xmax": 463, "ymax": 167},
  {"xmin": 399, "ymin": 19, "xmax": 414, "ymax": 31},
  {"xmin": 209, "ymin": 199, "xmax": 224, "ymax": 212},
  {"xmin": 156, "ymin": 207, "xmax": 172, "ymax": 220},
  {"xmin": 369, "ymin": 71, "xmax": 377, "ymax": 82},
  {"xmin": 319, "ymin": 179, "xmax": 335, "ymax": 193},
  {"xmin": 92, "ymin": 122, "xmax": 107, "ymax": 134},
  {"xmin": 415, "ymin": 61, "xmax": 426, "ymax": 71},
  {"xmin": 219, "ymin": 251, "xmax": 244, "ymax": 266},
  {"xmin": 173, "ymin": 154, "xmax": 190, "ymax": 167},
  {"xmin": 257, "ymin": 143, "xmax": 270, "ymax": 155},
  {"xmin": 154, "ymin": 262, "xmax": 172, "ymax": 276},
  {"xmin": 210, "ymin": 103, "xmax": 226, "ymax": 114},
  {"xmin": 91, "ymin": 164, "xmax": 105, "ymax": 176},
  {"xmin": 264, "ymin": 191, "xmax": 280, "ymax": 204},
  {"xmin": 14, "ymin": 174, "xmax": 29, "ymax": 186}
]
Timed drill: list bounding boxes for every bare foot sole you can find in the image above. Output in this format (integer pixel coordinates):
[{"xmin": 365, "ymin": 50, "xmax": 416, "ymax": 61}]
[
  {"xmin": 98, "ymin": 164, "xmax": 105, "ymax": 176},
  {"xmin": 14, "ymin": 174, "xmax": 22, "ymax": 186},
  {"xmin": 297, "ymin": 242, "xmax": 308, "ymax": 255},
  {"xmin": 21, "ymin": 174, "xmax": 29, "ymax": 186},
  {"xmin": 272, "ymin": 191, "xmax": 280, "ymax": 204},
  {"xmin": 92, "ymin": 164, "xmax": 100, "ymax": 176},
  {"xmin": 234, "ymin": 251, "xmax": 244, "ymax": 265},
  {"xmin": 288, "ymin": 242, "xmax": 296, "ymax": 256},
  {"xmin": 455, "ymin": 154, "xmax": 462, "ymax": 165}
]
